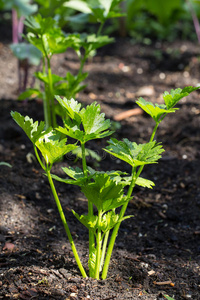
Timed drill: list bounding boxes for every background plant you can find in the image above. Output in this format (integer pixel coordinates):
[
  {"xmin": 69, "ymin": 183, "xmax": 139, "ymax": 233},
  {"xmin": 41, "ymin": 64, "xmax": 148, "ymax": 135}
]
[
  {"xmin": 18, "ymin": 0, "xmax": 125, "ymax": 129},
  {"xmin": 11, "ymin": 86, "xmax": 198, "ymax": 279},
  {"xmin": 0, "ymin": 0, "xmax": 41, "ymax": 92},
  {"xmin": 114, "ymin": 0, "xmax": 200, "ymax": 42}
]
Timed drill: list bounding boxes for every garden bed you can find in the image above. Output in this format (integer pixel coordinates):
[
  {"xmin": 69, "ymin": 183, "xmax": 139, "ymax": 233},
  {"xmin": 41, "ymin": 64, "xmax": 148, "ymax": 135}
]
[{"xmin": 0, "ymin": 38, "xmax": 200, "ymax": 299}]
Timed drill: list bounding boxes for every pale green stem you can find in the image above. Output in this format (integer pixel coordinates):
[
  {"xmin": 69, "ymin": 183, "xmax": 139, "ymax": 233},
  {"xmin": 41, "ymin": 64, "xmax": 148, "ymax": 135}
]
[
  {"xmin": 34, "ymin": 146, "xmax": 45, "ymax": 171},
  {"xmin": 81, "ymin": 142, "xmax": 95, "ymax": 277},
  {"xmin": 78, "ymin": 21, "xmax": 104, "ymax": 77},
  {"xmin": 78, "ymin": 54, "xmax": 87, "ymax": 76},
  {"xmin": 42, "ymin": 56, "xmax": 51, "ymax": 129},
  {"xmin": 149, "ymin": 122, "xmax": 159, "ymax": 142},
  {"xmin": 101, "ymin": 167, "xmax": 137, "ymax": 279},
  {"xmin": 46, "ymin": 168, "xmax": 87, "ymax": 278},
  {"xmin": 33, "ymin": 146, "xmax": 87, "ymax": 277},
  {"xmin": 47, "ymin": 56, "xmax": 56, "ymax": 128},
  {"xmin": 100, "ymin": 230, "xmax": 109, "ymax": 272},
  {"xmin": 81, "ymin": 142, "xmax": 88, "ymax": 177},
  {"xmin": 94, "ymin": 210, "xmax": 102, "ymax": 279},
  {"xmin": 101, "ymin": 122, "xmax": 160, "ymax": 279},
  {"xmin": 97, "ymin": 22, "xmax": 104, "ymax": 36}
]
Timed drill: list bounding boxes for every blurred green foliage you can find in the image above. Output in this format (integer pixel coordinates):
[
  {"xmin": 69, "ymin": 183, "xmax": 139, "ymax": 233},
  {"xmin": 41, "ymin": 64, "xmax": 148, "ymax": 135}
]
[{"xmin": 1, "ymin": 0, "xmax": 200, "ymax": 42}]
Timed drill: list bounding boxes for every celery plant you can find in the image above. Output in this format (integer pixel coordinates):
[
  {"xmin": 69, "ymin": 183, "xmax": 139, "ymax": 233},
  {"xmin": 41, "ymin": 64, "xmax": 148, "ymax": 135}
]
[
  {"xmin": 11, "ymin": 86, "xmax": 199, "ymax": 279},
  {"xmin": 19, "ymin": 0, "xmax": 125, "ymax": 128}
]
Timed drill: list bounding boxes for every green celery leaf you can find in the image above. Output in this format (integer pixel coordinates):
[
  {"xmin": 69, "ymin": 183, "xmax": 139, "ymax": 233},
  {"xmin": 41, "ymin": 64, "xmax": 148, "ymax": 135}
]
[
  {"xmin": 63, "ymin": 0, "xmax": 91, "ymax": 13},
  {"xmin": 35, "ymin": 131, "xmax": 77, "ymax": 165},
  {"xmin": 24, "ymin": 14, "xmax": 57, "ymax": 35},
  {"xmin": 18, "ymin": 88, "xmax": 43, "ymax": 101},
  {"xmin": 25, "ymin": 15, "xmax": 81, "ymax": 57},
  {"xmin": 26, "ymin": 32, "xmax": 45, "ymax": 55},
  {"xmin": 51, "ymin": 174, "xmax": 87, "ymax": 186},
  {"xmin": 80, "ymin": 34, "xmax": 114, "ymax": 53},
  {"xmin": 46, "ymin": 32, "xmax": 80, "ymax": 56},
  {"xmin": 80, "ymin": 102, "xmax": 113, "ymax": 142},
  {"xmin": 136, "ymin": 97, "xmax": 176, "ymax": 122},
  {"xmin": 87, "ymin": 166, "xmax": 127, "ymax": 177},
  {"xmin": 61, "ymin": 71, "xmax": 88, "ymax": 98},
  {"xmin": 11, "ymin": 112, "xmax": 45, "ymax": 144},
  {"xmin": 163, "ymin": 86, "xmax": 200, "ymax": 109},
  {"xmin": 100, "ymin": 211, "xmax": 133, "ymax": 232},
  {"xmin": 51, "ymin": 166, "xmax": 94, "ymax": 186},
  {"xmin": 55, "ymin": 96, "xmax": 82, "ymax": 124},
  {"xmin": 81, "ymin": 173, "xmax": 128, "ymax": 212},
  {"xmin": 72, "ymin": 209, "xmax": 132, "ymax": 235},
  {"xmin": 135, "ymin": 177, "xmax": 155, "ymax": 189},
  {"xmin": 62, "ymin": 166, "xmax": 84, "ymax": 180},
  {"xmin": 106, "ymin": 11, "xmax": 126, "ymax": 19},
  {"xmin": 72, "ymin": 210, "xmax": 98, "ymax": 230},
  {"xmin": 89, "ymin": 0, "xmax": 124, "ymax": 22},
  {"xmin": 105, "ymin": 138, "xmax": 164, "ymax": 167},
  {"xmin": 56, "ymin": 125, "xmax": 84, "ymax": 142},
  {"xmin": 72, "ymin": 147, "xmax": 101, "ymax": 162},
  {"xmin": 35, "ymin": 72, "xmax": 63, "ymax": 86},
  {"xmin": 100, "ymin": 210, "xmax": 120, "ymax": 232},
  {"xmin": 56, "ymin": 98, "xmax": 113, "ymax": 142},
  {"xmin": 136, "ymin": 86, "xmax": 199, "ymax": 123}
]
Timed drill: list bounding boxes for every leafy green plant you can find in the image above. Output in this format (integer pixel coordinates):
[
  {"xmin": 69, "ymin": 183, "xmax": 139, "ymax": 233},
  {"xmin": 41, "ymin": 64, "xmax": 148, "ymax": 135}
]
[
  {"xmin": 11, "ymin": 86, "xmax": 198, "ymax": 279},
  {"xmin": 19, "ymin": 1, "xmax": 125, "ymax": 129},
  {"xmin": 124, "ymin": 0, "xmax": 199, "ymax": 42}
]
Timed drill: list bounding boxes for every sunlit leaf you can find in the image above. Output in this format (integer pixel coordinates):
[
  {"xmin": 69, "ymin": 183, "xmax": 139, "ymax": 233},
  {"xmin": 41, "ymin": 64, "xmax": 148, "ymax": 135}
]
[
  {"xmin": 136, "ymin": 177, "xmax": 155, "ymax": 188},
  {"xmin": 63, "ymin": 0, "xmax": 91, "ymax": 14},
  {"xmin": 56, "ymin": 98, "xmax": 113, "ymax": 143},
  {"xmin": 81, "ymin": 173, "xmax": 129, "ymax": 212},
  {"xmin": 11, "ymin": 112, "xmax": 45, "ymax": 144},
  {"xmin": 105, "ymin": 138, "xmax": 164, "ymax": 167},
  {"xmin": 163, "ymin": 86, "xmax": 200, "ymax": 109},
  {"xmin": 35, "ymin": 131, "xmax": 77, "ymax": 165},
  {"xmin": 51, "ymin": 166, "xmax": 94, "ymax": 186},
  {"xmin": 136, "ymin": 97, "xmax": 176, "ymax": 122},
  {"xmin": 136, "ymin": 86, "xmax": 200, "ymax": 123}
]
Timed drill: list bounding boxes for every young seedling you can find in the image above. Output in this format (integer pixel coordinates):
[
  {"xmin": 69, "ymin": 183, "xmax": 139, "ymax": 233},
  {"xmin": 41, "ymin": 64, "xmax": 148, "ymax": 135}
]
[{"xmin": 11, "ymin": 86, "xmax": 199, "ymax": 279}]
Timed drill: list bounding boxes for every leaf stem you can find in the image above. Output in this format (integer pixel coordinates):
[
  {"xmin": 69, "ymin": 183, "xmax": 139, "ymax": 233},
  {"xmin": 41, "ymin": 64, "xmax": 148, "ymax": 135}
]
[
  {"xmin": 46, "ymin": 168, "xmax": 87, "ymax": 278},
  {"xmin": 95, "ymin": 210, "xmax": 102, "ymax": 279},
  {"xmin": 34, "ymin": 146, "xmax": 45, "ymax": 171},
  {"xmin": 97, "ymin": 22, "xmax": 104, "ymax": 36},
  {"xmin": 101, "ymin": 167, "xmax": 137, "ymax": 279},
  {"xmin": 47, "ymin": 56, "xmax": 56, "ymax": 128},
  {"xmin": 81, "ymin": 142, "xmax": 88, "ymax": 177},
  {"xmin": 102, "ymin": 122, "xmax": 161, "ymax": 279},
  {"xmin": 149, "ymin": 122, "xmax": 159, "ymax": 142},
  {"xmin": 78, "ymin": 54, "xmax": 87, "ymax": 76},
  {"xmin": 42, "ymin": 56, "xmax": 51, "ymax": 129},
  {"xmin": 100, "ymin": 230, "xmax": 109, "ymax": 272},
  {"xmin": 81, "ymin": 142, "xmax": 95, "ymax": 277}
]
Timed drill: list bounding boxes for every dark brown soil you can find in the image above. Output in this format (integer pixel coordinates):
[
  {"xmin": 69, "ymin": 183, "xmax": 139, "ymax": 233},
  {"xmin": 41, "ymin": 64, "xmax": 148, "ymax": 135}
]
[{"xmin": 0, "ymin": 37, "xmax": 200, "ymax": 300}]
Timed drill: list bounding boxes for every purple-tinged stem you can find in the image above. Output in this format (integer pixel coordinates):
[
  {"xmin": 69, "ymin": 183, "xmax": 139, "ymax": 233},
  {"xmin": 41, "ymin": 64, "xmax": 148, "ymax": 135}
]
[
  {"xmin": 187, "ymin": 0, "xmax": 200, "ymax": 44},
  {"xmin": 12, "ymin": 9, "xmax": 18, "ymax": 43}
]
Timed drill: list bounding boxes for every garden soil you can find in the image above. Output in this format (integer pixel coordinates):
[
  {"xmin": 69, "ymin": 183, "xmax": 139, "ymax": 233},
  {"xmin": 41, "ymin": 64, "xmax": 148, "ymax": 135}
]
[{"xmin": 0, "ymin": 36, "xmax": 200, "ymax": 300}]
